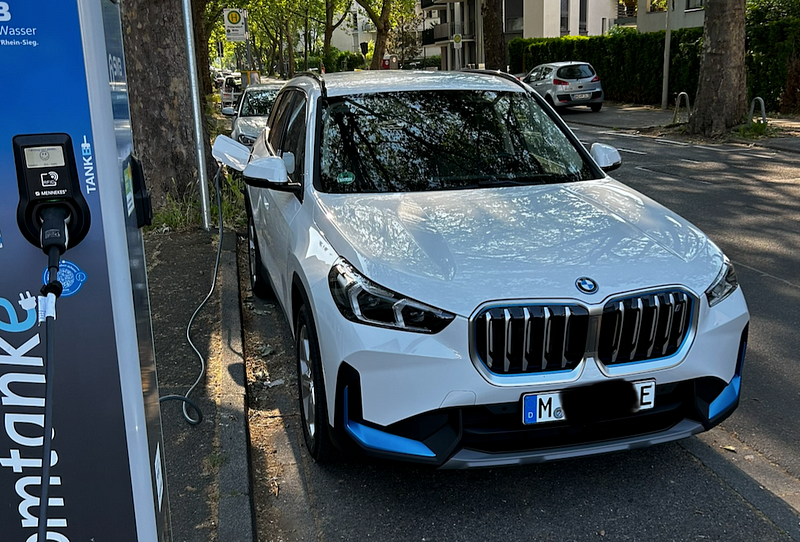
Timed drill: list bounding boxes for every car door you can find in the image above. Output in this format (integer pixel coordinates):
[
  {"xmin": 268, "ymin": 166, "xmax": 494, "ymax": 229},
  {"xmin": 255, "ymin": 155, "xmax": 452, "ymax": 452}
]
[
  {"xmin": 249, "ymin": 90, "xmax": 297, "ymax": 299},
  {"xmin": 262, "ymin": 90, "xmax": 307, "ymax": 305}
]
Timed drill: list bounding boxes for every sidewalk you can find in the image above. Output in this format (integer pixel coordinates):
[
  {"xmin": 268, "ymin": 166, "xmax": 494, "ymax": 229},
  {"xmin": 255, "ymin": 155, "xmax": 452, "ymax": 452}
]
[
  {"xmin": 146, "ymin": 229, "xmax": 252, "ymax": 542},
  {"xmin": 563, "ymin": 102, "xmax": 800, "ymax": 154}
]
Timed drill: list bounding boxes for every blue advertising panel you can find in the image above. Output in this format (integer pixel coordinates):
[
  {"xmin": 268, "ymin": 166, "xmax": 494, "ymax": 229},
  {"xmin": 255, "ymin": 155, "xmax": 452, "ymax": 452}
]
[{"xmin": 0, "ymin": 1, "xmax": 166, "ymax": 539}]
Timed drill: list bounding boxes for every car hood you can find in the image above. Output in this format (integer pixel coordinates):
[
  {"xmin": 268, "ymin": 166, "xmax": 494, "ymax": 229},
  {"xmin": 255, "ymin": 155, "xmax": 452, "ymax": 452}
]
[
  {"xmin": 235, "ymin": 116, "xmax": 268, "ymax": 138},
  {"xmin": 315, "ymin": 179, "xmax": 723, "ymax": 316}
]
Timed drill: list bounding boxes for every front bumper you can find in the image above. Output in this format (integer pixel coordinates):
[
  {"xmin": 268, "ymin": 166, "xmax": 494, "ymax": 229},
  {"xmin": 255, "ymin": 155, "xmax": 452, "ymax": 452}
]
[
  {"xmin": 333, "ymin": 348, "xmax": 745, "ymax": 468},
  {"xmin": 310, "ymin": 279, "xmax": 749, "ymax": 467}
]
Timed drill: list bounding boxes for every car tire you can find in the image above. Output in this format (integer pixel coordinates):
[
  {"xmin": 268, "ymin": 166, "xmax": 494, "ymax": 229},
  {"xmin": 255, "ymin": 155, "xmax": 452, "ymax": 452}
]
[
  {"xmin": 247, "ymin": 212, "xmax": 272, "ymax": 299},
  {"xmin": 591, "ymin": 103, "xmax": 603, "ymax": 113},
  {"xmin": 296, "ymin": 304, "xmax": 335, "ymax": 463}
]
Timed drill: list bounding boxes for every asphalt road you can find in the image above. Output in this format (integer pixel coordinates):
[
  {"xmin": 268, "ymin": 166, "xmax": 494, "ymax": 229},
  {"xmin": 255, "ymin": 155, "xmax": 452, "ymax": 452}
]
[
  {"xmin": 567, "ymin": 121, "xmax": 800, "ymax": 482},
  {"xmin": 244, "ymin": 123, "xmax": 800, "ymax": 541}
]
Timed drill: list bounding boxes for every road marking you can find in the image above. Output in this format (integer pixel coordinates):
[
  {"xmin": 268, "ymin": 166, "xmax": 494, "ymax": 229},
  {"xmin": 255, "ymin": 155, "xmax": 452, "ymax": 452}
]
[
  {"xmin": 734, "ymin": 260, "xmax": 800, "ymax": 290},
  {"xmin": 656, "ymin": 138, "xmax": 690, "ymax": 146},
  {"xmin": 693, "ymin": 144, "xmax": 724, "ymax": 152},
  {"xmin": 635, "ymin": 165, "xmax": 712, "ymax": 184},
  {"xmin": 635, "ymin": 166, "xmax": 655, "ymax": 173},
  {"xmin": 619, "ymin": 148, "xmax": 647, "ymax": 155},
  {"xmin": 599, "ymin": 131, "xmax": 641, "ymax": 138},
  {"xmin": 681, "ymin": 158, "xmax": 701, "ymax": 164}
]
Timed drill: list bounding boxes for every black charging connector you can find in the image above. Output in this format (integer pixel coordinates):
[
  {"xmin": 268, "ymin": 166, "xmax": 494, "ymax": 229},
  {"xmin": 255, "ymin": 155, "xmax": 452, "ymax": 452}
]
[{"xmin": 39, "ymin": 205, "xmax": 70, "ymax": 297}]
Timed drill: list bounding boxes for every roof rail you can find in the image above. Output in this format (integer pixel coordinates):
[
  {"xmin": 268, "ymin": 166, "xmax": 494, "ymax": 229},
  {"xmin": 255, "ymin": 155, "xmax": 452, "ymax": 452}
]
[
  {"xmin": 296, "ymin": 71, "xmax": 328, "ymax": 100},
  {"xmin": 461, "ymin": 68, "xmax": 529, "ymax": 93}
]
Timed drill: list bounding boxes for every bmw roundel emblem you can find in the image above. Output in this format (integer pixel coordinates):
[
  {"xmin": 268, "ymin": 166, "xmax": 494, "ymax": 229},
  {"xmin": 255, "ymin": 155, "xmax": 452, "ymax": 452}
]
[{"xmin": 576, "ymin": 277, "xmax": 598, "ymax": 294}]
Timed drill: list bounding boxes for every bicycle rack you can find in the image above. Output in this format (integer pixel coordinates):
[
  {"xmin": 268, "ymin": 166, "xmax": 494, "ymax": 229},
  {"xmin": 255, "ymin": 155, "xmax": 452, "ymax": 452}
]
[
  {"xmin": 749, "ymin": 97, "xmax": 767, "ymax": 125},
  {"xmin": 673, "ymin": 92, "xmax": 692, "ymax": 124}
]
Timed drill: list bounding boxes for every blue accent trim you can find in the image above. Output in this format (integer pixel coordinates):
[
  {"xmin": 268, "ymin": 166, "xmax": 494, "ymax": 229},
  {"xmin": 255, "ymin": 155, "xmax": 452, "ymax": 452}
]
[
  {"xmin": 708, "ymin": 376, "xmax": 741, "ymax": 420},
  {"xmin": 343, "ymin": 388, "xmax": 435, "ymax": 458}
]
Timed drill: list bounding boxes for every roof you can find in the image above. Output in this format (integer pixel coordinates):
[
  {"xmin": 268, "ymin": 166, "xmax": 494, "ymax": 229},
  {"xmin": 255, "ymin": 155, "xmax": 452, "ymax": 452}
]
[
  {"xmin": 244, "ymin": 80, "xmax": 287, "ymax": 90},
  {"xmin": 536, "ymin": 61, "xmax": 593, "ymax": 68},
  {"xmin": 289, "ymin": 70, "xmax": 527, "ymax": 97}
]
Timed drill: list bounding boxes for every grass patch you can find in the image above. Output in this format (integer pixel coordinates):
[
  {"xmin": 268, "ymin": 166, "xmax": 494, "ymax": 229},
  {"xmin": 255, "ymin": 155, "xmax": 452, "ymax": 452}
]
[
  {"xmin": 736, "ymin": 121, "xmax": 780, "ymax": 139},
  {"xmin": 148, "ymin": 172, "xmax": 246, "ymax": 233}
]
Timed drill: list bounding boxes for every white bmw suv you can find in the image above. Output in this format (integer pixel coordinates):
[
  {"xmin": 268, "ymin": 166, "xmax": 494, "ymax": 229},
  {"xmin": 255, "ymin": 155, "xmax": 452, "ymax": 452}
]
[{"xmin": 213, "ymin": 71, "xmax": 748, "ymax": 468}]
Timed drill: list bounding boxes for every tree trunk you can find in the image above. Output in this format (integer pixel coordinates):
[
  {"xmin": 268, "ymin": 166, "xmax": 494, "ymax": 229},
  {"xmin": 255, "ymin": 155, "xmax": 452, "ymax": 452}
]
[
  {"xmin": 482, "ymin": 0, "xmax": 505, "ymax": 70},
  {"xmin": 371, "ymin": 5, "xmax": 392, "ymax": 70},
  {"xmin": 286, "ymin": 21, "xmax": 296, "ymax": 78},
  {"xmin": 192, "ymin": 0, "xmax": 213, "ymax": 98},
  {"xmin": 688, "ymin": 0, "xmax": 746, "ymax": 137},
  {"xmin": 121, "ymin": 0, "xmax": 205, "ymax": 207}
]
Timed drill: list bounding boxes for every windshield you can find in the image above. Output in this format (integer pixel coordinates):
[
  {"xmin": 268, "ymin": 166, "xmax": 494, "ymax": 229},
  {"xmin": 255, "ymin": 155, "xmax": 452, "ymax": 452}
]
[
  {"xmin": 556, "ymin": 64, "xmax": 595, "ymax": 80},
  {"xmin": 318, "ymin": 90, "xmax": 597, "ymax": 194},
  {"xmin": 241, "ymin": 89, "xmax": 279, "ymax": 116}
]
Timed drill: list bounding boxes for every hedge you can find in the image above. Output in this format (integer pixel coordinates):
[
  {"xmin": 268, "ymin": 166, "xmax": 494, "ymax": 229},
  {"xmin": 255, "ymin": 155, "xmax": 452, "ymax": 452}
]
[
  {"xmin": 747, "ymin": 17, "xmax": 800, "ymax": 111},
  {"xmin": 509, "ymin": 18, "xmax": 800, "ymax": 111},
  {"xmin": 508, "ymin": 28, "xmax": 702, "ymax": 105}
]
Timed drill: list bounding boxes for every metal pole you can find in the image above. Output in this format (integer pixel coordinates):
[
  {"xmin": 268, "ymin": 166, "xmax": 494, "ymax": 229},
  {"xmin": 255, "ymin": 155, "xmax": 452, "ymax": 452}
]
[
  {"xmin": 245, "ymin": 10, "xmax": 253, "ymax": 71},
  {"xmin": 182, "ymin": 0, "xmax": 212, "ymax": 230},
  {"xmin": 661, "ymin": 0, "xmax": 672, "ymax": 110}
]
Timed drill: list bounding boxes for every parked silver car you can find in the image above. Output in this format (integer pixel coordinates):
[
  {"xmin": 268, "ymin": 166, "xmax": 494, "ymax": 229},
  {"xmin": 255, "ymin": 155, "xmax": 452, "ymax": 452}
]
[
  {"xmin": 223, "ymin": 81, "xmax": 285, "ymax": 147},
  {"xmin": 523, "ymin": 62, "xmax": 603, "ymax": 112}
]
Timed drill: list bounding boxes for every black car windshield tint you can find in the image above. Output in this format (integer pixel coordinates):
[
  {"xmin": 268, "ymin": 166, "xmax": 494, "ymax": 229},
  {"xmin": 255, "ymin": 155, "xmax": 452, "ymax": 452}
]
[
  {"xmin": 556, "ymin": 64, "xmax": 595, "ymax": 80},
  {"xmin": 241, "ymin": 89, "xmax": 279, "ymax": 116},
  {"xmin": 319, "ymin": 90, "xmax": 597, "ymax": 193}
]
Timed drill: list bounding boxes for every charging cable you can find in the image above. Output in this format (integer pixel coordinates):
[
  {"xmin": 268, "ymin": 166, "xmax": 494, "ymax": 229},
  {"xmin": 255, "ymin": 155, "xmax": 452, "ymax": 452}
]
[
  {"xmin": 37, "ymin": 205, "xmax": 71, "ymax": 542},
  {"xmin": 159, "ymin": 164, "xmax": 224, "ymax": 425}
]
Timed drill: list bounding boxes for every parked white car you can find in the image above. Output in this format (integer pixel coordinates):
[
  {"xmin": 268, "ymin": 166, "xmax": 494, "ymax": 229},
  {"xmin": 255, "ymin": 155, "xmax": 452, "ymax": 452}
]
[
  {"xmin": 213, "ymin": 71, "xmax": 748, "ymax": 468},
  {"xmin": 223, "ymin": 81, "xmax": 285, "ymax": 147}
]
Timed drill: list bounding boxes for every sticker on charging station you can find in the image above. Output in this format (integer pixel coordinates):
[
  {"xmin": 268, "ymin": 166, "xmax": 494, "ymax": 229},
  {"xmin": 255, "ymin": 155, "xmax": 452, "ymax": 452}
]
[{"xmin": 41, "ymin": 259, "xmax": 88, "ymax": 297}]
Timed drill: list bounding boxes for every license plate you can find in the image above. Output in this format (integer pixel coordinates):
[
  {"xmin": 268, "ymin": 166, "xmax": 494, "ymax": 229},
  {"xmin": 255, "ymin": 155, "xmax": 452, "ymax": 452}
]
[
  {"xmin": 522, "ymin": 380, "xmax": 656, "ymax": 425},
  {"xmin": 573, "ymin": 93, "xmax": 590, "ymax": 100}
]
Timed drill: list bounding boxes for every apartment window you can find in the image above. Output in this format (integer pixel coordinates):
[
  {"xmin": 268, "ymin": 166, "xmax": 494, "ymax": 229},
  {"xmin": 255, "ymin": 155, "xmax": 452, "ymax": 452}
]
[
  {"xmin": 560, "ymin": 0, "xmax": 569, "ymax": 36},
  {"xmin": 579, "ymin": 0, "xmax": 587, "ymax": 35},
  {"xmin": 686, "ymin": 0, "xmax": 704, "ymax": 9}
]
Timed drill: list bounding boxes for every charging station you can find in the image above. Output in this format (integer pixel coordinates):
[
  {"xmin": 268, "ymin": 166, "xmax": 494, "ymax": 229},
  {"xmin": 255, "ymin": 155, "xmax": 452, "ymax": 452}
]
[{"xmin": 1, "ymin": 1, "xmax": 170, "ymax": 540}]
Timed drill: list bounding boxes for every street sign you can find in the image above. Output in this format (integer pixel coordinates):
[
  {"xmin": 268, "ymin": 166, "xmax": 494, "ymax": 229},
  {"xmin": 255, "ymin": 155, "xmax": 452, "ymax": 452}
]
[
  {"xmin": 224, "ymin": 8, "xmax": 246, "ymax": 42},
  {"xmin": 453, "ymin": 33, "xmax": 462, "ymax": 49}
]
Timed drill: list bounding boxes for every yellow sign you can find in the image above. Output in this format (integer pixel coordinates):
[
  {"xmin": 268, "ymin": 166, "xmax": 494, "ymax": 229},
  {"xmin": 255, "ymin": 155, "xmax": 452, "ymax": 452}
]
[{"xmin": 227, "ymin": 10, "xmax": 241, "ymax": 25}]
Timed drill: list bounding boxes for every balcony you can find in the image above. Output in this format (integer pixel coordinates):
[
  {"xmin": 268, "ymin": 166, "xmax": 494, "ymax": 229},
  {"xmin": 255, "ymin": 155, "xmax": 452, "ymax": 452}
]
[
  {"xmin": 422, "ymin": 28, "xmax": 435, "ymax": 46},
  {"xmin": 421, "ymin": 0, "xmax": 443, "ymax": 9},
  {"xmin": 432, "ymin": 21, "xmax": 476, "ymax": 43}
]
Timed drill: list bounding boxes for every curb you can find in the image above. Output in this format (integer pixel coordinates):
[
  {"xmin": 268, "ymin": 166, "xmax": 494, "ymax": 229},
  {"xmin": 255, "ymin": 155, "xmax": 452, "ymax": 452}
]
[{"xmin": 218, "ymin": 230, "xmax": 255, "ymax": 542}]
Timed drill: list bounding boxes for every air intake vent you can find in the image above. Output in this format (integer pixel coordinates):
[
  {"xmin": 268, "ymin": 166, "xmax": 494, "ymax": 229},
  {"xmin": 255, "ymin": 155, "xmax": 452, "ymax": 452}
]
[
  {"xmin": 598, "ymin": 291, "xmax": 692, "ymax": 365},
  {"xmin": 472, "ymin": 290, "xmax": 695, "ymax": 376},
  {"xmin": 474, "ymin": 305, "xmax": 589, "ymax": 374}
]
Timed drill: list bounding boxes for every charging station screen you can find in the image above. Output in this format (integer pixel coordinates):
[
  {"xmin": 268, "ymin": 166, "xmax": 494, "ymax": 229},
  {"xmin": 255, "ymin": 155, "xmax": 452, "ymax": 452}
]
[{"xmin": 24, "ymin": 146, "xmax": 66, "ymax": 168}]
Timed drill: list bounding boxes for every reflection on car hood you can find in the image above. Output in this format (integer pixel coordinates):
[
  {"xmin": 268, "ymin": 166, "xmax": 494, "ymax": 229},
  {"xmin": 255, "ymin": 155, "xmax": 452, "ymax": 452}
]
[
  {"xmin": 315, "ymin": 179, "xmax": 723, "ymax": 316},
  {"xmin": 235, "ymin": 117, "xmax": 269, "ymax": 138}
]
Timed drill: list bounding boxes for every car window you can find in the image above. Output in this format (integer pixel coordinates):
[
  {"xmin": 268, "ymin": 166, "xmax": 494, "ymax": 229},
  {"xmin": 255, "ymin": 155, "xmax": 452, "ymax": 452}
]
[
  {"xmin": 281, "ymin": 96, "xmax": 307, "ymax": 184},
  {"xmin": 318, "ymin": 90, "xmax": 596, "ymax": 194},
  {"xmin": 527, "ymin": 67, "xmax": 541, "ymax": 82},
  {"xmin": 240, "ymin": 89, "xmax": 280, "ymax": 117},
  {"xmin": 267, "ymin": 91, "xmax": 299, "ymax": 152},
  {"xmin": 556, "ymin": 64, "xmax": 595, "ymax": 80},
  {"xmin": 542, "ymin": 67, "xmax": 553, "ymax": 79}
]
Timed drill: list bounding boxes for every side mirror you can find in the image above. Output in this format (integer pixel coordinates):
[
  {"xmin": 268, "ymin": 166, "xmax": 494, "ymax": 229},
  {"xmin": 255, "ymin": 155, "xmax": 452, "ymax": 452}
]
[
  {"xmin": 221, "ymin": 107, "xmax": 237, "ymax": 117},
  {"xmin": 212, "ymin": 135, "xmax": 249, "ymax": 172},
  {"xmin": 282, "ymin": 151, "xmax": 295, "ymax": 175},
  {"xmin": 590, "ymin": 142, "xmax": 622, "ymax": 173},
  {"xmin": 243, "ymin": 156, "xmax": 301, "ymax": 196}
]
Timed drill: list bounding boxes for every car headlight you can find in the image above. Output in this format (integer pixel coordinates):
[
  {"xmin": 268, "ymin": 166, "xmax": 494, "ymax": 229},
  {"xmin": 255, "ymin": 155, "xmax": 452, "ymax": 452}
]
[
  {"xmin": 706, "ymin": 257, "xmax": 739, "ymax": 307},
  {"xmin": 237, "ymin": 133, "xmax": 256, "ymax": 146},
  {"xmin": 328, "ymin": 258, "xmax": 455, "ymax": 334}
]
